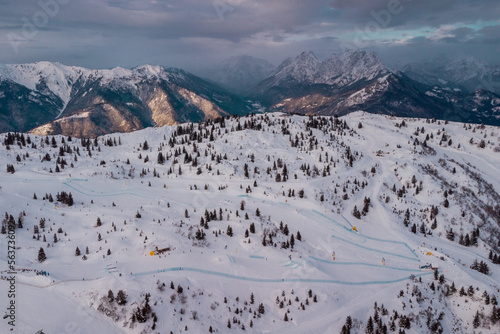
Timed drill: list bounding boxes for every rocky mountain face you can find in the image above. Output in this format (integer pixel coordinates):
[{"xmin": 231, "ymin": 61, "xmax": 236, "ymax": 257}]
[
  {"xmin": 247, "ymin": 50, "xmax": 500, "ymax": 126},
  {"xmin": 266, "ymin": 50, "xmax": 386, "ymax": 88},
  {"xmin": 0, "ymin": 63, "xmax": 252, "ymax": 137},
  {"xmin": 207, "ymin": 55, "xmax": 275, "ymax": 94}
]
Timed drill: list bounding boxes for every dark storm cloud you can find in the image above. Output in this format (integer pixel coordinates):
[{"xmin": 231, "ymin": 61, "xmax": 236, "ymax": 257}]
[{"xmin": 0, "ymin": 0, "xmax": 498, "ymax": 69}]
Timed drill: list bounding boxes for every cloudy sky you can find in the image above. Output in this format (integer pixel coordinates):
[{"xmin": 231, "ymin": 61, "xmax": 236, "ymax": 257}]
[{"xmin": 1, "ymin": 0, "xmax": 499, "ymax": 72}]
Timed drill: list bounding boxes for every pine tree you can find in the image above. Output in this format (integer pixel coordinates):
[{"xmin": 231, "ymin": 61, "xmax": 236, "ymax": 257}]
[
  {"xmin": 341, "ymin": 316, "xmax": 352, "ymax": 334},
  {"xmin": 450, "ymin": 282, "xmax": 457, "ymax": 294},
  {"xmin": 366, "ymin": 316, "xmax": 374, "ymax": 333},
  {"xmin": 75, "ymin": 247, "xmax": 81, "ymax": 256},
  {"xmin": 38, "ymin": 247, "xmax": 46, "ymax": 263},
  {"xmin": 431, "ymin": 218, "xmax": 437, "ymax": 229},
  {"xmin": 473, "ymin": 311, "xmax": 480, "ymax": 328},
  {"xmin": 484, "ymin": 291, "xmax": 490, "ymax": 305},
  {"xmin": 283, "ymin": 224, "xmax": 289, "ymax": 236},
  {"xmin": 108, "ymin": 289, "xmax": 114, "ymax": 302},
  {"xmin": 352, "ymin": 205, "xmax": 361, "ymax": 219},
  {"xmin": 446, "ymin": 228, "xmax": 455, "ymax": 241},
  {"xmin": 157, "ymin": 152, "xmax": 164, "ymax": 164},
  {"xmin": 96, "ymin": 217, "xmax": 102, "ymax": 227},
  {"xmin": 419, "ymin": 222, "xmax": 426, "ymax": 234},
  {"xmin": 116, "ymin": 290, "xmax": 127, "ymax": 305},
  {"xmin": 491, "ymin": 306, "xmax": 499, "ymax": 324}
]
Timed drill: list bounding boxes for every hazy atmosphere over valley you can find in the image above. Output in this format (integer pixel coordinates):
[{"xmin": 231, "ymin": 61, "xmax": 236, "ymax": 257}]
[{"xmin": 0, "ymin": 1, "xmax": 499, "ymax": 333}]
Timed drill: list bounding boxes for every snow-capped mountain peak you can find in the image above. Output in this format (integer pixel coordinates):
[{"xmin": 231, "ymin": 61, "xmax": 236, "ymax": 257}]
[
  {"xmin": 0, "ymin": 61, "xmax": 88, "ymax": 114},
  {"xmin": 0, "ymin": 63, "xmax": 177, "ymax": 115},
  {"xmin": 272, "ymin": 51, "xmax": 320, "ymax": 83},
  {"xmin": 269, "ymin": 49, "xmax": 388, "ymax": 87},
  {"xmin": 318, "ymin": 49, "xmax": 387, "ymax": 85},
  {"xmin": 0, "ymin": 61, "xmax": 252, "ymax": 135},
  {"xmin": 442, "ymin": 55, "xmax": 490, "ymax": 83}
]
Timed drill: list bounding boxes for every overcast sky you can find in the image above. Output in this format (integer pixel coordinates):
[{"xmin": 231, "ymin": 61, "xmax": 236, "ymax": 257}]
[{"xmin": 1, "ymin": 0, "xmax": 499, "ymax": 72}]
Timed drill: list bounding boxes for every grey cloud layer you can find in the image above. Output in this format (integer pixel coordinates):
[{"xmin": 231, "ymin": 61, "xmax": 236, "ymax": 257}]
[{"xmin": 0, "ymin": 0, "xmax": 498, "ymax": 69}]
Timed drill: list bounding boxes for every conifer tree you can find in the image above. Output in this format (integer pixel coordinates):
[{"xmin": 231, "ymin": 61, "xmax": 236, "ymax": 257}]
[{"xmin": 38, "ymin": 247, "xmax": 46, "ymax": 263}]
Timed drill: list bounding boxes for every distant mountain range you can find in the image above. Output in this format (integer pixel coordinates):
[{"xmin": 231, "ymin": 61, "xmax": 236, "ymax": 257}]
[
  {"xmin": 248, "ymin": 50, "xmax": 500, "ymax": 125},
  {"xmin": 0, "ymin": 63, "xmax": 252, "ymax": 137},
  {"xmin": 1, "ymin": 51, "xmax": 499, "ymax": 137},
  {"xmin": 402, "ymin": 55, "xmax": 500, "ymax": 94}
]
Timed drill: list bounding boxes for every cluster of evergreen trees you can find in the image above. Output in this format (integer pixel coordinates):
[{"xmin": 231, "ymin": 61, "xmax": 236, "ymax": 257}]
[
  {"xmin": 6, "ymin": 164, "xmax": 15, "ymax": 173},
  {"xmin": 489, "ymin": 250, "xmax": 500, "ymax": 265},
  {"xmin": 470, "ymin": 258, "xmax": 490, "ymax": 275},
  {"xmin": 56, "ymin": 191, "xmax": 74, "ymax": 206},
  {"xmin": 1, "ymin": 211, "xmax": 24, "ymax": 233},
  {"xmin": 131, "ymin": 293, "xmax": 151, "ymax": 324},
  {"xmin": 458, "ymin": 228, "xmax": 480, "ymax": 247}
]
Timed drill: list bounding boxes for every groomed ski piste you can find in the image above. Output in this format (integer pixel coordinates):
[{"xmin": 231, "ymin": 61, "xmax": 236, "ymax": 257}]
[
  {"xmin": 3, "ymin": 177, "xmax": 428, "ymax": 283},
  {"xmin": 1, "ymin": 111, "xmax": 499, "ymax": 333}
]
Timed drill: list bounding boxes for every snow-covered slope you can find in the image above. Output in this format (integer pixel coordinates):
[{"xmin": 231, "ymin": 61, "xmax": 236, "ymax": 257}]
[{"xmin": 1, "ymin": 112, "xmax": 499, "ymax": 333}]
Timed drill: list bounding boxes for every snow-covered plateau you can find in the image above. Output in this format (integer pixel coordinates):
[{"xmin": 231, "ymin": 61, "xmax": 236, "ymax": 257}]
[{"xmin": 1, "ymin": 112, "xmax": 499, "ymax": 333}]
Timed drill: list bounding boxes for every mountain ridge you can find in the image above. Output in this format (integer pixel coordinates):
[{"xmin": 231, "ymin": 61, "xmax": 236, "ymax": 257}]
[
  {"xmin": 0, "ymin": 62, "xmax": 253, "ymax": 137},
  {"xmin": 248, "ymin": 50, "xmax": 500, "ymax": 126},
  {"xmin": 1, "ymin": 51, "xmax": 500, "ymax": 138}
]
